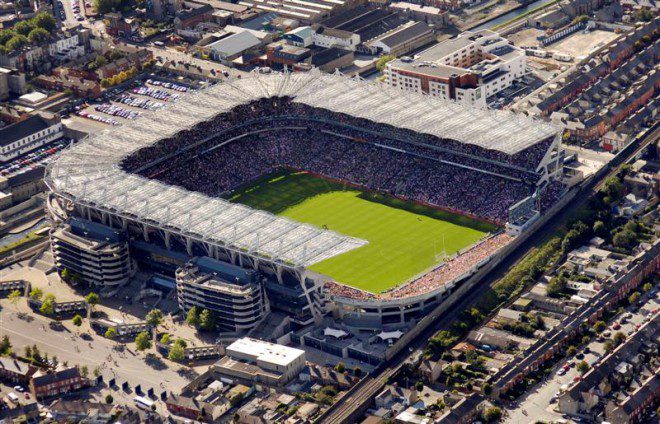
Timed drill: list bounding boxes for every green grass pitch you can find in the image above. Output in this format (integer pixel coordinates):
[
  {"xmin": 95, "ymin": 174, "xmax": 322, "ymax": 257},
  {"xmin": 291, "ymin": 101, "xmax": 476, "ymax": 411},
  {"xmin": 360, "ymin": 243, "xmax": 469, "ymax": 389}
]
[{"xmin": 229, "ymin": 170, "xmax": 498, "ymax": 294}]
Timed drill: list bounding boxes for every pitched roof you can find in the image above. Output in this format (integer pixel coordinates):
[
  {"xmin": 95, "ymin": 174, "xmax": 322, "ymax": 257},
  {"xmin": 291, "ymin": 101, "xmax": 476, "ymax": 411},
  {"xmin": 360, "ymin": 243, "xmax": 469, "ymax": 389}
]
[
  {"xmin": 32, "ymin": 367, "xmax": 81, "ymax": 386},
  {"xmin": 0, "ymin": 115, "xmax": 53, "ymax": 148},
  {"xmin": 208, "ymin": 31, "xmax": 261, "ymax": 57}
]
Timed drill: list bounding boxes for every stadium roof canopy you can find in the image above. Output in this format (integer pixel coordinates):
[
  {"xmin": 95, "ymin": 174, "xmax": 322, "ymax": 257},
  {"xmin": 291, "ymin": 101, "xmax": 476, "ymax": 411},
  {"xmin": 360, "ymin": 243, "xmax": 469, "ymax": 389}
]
[{"xmin": 46, "ymin": 70, "xmax": 559, "ymax": 268}]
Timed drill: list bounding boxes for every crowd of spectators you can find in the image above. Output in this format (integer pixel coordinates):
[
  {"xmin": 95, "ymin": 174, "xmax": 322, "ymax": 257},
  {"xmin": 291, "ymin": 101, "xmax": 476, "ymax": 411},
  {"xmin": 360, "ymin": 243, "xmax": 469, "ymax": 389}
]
[
  {"xmin": 324, "ymin": 232, "xmax": 513, "ymax": 300},
  {"xmin": 121, "ymin": 98, "xmax": 564, "ymax": 224}
]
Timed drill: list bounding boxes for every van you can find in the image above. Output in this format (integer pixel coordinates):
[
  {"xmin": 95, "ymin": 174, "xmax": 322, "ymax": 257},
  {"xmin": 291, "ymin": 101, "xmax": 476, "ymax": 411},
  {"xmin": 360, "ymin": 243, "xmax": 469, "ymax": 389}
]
[{"xmin": 7, "ymin": 392, "xmax": 19, "ymax": 403}]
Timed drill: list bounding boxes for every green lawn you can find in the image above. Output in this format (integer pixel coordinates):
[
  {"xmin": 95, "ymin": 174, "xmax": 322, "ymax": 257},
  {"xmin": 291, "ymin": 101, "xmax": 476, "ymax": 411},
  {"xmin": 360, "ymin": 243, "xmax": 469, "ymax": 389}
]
[{"xmin": 229, "ymin": 170, "xmax": 498, "ymax": 293}]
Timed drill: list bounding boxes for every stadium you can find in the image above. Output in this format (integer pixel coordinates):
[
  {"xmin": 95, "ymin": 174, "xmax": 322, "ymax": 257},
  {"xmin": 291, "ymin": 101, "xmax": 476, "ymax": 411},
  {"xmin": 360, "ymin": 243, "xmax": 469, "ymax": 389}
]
[{"xmin": 45, "ymin": 70, "xmax": 564, "ymax": 329}]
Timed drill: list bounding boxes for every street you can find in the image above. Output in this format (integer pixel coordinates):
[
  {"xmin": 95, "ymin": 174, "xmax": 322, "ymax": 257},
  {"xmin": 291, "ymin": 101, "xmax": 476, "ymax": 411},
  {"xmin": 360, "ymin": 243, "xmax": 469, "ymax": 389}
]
[{"xmin": 504, "ymin": 291, "xmax": 659, "ymax": 423}]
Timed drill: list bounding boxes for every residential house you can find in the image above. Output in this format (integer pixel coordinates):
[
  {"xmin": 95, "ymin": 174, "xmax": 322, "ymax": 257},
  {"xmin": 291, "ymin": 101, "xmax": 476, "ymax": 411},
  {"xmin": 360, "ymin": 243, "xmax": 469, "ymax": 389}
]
[
  {"xmin": 29, "ymin": 366, "xmax": 86, "ymax": 399},
  {"xmin": 0, "ymin": 358, "xmax": 36, "ymax": 384}
]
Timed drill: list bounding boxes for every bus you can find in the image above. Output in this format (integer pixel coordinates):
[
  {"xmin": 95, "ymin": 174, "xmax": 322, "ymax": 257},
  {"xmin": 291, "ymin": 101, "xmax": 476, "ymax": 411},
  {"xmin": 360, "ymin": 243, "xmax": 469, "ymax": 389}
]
[{"xmin": 133, "ymin": 396, "xmax": 154, "ymax": 410}]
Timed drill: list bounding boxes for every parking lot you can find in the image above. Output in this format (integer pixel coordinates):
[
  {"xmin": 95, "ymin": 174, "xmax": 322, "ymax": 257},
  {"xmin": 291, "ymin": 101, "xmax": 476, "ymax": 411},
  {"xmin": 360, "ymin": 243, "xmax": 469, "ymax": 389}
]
[
  {"xmin": 0, "ymin": 138, "xmax": 71, "ymax": 179},
  {"xmin": 68, "ymin": 77, "xmax": 195, "ymax": 130}
]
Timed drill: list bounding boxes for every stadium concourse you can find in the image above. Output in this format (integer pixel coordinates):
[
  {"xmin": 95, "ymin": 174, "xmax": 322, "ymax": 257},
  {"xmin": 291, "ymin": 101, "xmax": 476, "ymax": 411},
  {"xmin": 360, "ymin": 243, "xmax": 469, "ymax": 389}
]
[{"xmin": 45, "ymin": 70, "xmax": 565, "ymax": 328}]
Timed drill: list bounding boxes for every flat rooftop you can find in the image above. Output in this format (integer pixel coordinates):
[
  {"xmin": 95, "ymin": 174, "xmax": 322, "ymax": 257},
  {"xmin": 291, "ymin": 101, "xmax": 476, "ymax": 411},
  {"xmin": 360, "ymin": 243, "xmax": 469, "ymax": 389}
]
[{"xmin": 227, "ymin": 337, "xmax": 305, "ymax": 366}]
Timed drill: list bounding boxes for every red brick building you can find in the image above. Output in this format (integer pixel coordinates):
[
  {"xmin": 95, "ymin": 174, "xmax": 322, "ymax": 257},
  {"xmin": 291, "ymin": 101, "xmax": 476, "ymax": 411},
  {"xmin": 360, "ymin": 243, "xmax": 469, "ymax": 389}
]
[{"xmin": 30, "ymin": 367, "xmax": 86, "ymax": 399}]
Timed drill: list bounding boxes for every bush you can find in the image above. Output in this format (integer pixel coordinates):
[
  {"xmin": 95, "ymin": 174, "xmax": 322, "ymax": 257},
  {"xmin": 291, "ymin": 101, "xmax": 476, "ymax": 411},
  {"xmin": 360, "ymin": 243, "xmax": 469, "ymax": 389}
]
[
  {"xmin": 483, "ymin": 406, "xmax": 503, "ymax": 423},
  {"xmin": 376, "ymin": 55, "xmax": 395, "ymax": 72}
]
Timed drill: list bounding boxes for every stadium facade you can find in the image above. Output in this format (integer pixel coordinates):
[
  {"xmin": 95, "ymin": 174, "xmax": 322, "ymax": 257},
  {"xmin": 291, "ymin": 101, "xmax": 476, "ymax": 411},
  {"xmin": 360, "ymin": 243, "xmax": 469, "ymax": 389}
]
[{"xmin": 45, "ymin": 70, "xmax": 563, "ymax": 330}]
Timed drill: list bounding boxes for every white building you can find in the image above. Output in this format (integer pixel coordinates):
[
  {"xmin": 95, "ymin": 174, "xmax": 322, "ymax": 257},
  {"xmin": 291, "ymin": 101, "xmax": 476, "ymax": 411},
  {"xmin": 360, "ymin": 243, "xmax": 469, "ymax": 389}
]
[
  {"xmin": 49, "ymin": 31, "xmax": 84, "ymax": 62},
  {"xmin": 225, "ymin": 338, "xmax": 306, "ymax": 383},
  {"xmin": 385, "ymin": 29, "xmax": 526, "ymax": 107},
  {"xmin": 311, "ymin": 25, "xmax": 360, "ymax": 51},
  {"xmin": 0, "ymin": 114, "xmax": 63, "ymax": 162}
]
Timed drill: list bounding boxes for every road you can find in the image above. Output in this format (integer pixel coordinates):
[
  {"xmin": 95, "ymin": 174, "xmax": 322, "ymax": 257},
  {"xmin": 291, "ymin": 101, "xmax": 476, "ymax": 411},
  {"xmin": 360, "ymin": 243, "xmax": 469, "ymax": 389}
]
[
  {"xmin": 320, "ymin": 125, "xmax": 660, "ymax": 423},
  {"xmin": 505, "ymin": 292, "xmax": 659, "ymax": 423}
]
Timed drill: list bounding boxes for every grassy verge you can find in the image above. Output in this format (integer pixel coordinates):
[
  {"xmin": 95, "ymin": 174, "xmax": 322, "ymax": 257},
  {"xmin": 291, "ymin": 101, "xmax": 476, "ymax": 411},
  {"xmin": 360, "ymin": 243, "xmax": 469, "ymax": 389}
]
[
  {"xmin": 492, "ymin": 0, "xmax": 563, "ymax": 30},
  {"xmin": 0, "ymin": 230, "xmax": 46, "ymax": 258}
]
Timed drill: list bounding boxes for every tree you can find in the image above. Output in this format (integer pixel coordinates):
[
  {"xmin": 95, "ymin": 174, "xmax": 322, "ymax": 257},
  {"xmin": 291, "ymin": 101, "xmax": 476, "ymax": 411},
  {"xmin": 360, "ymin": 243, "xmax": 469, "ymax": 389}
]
[
  {"xmin": 375, "ymin": 54, "xmax": 395, "ymax": 72},
  {"xmin": 353, "ymin": 366, "xmax": 362, "ymax": 377},
  {"xmin": 93, "ymin": 366, "xmax": 101, "ymax": 377},
  {"xmin": 80, "ymin": 365, "xmax": 89, "ymax": 378},
  {"xmin": 603, "ymin": 176, "xmax": 623, "ymax": 202},
  {"xmin": 174, "ymin": 338, "xmax": 187, "ymax": 348},
  {"xmin": 482, "ymin": 406, "xmax": 502, "ymax": 423},
  {"xmin": 105, "ymin": 394, "xmax": 114, "ymax": 404},
  {"xmin": 483, "ymin": 383, "xmax": 492, "ymax": 396},
  {"xmin": 634, "ymin": 7, "xmax": 654, "ymax": 21},
  {"xmin": 94, "ymin": 55, "xmax": 108, "ymax": 68},
  {"xmin": 0, "ymin": 29, "xmax": 13, "ymax": 45},
  {"xmin": 613, "ymin": 332, "xmax": 626, "ymax": 346},
  {"xmin": 594, "ymin": 321, "xmax": 607, "ymax": 333},
  {"xmin": 567, "ymin": 346, "xmax": 577, "ymax": 357},
  {"xmin": 7, "ymin": 290, "xmax": 21, "ymax": 304},
  {"xmin": 562, "ymin": 221, "xmax": 590, "ymax": 253},
  {"xmin": 577, "ymin": 360, "xmax": 589, "ymax": 374},
  {"xmin": 34, "ymin": 12, "xmax": 56, "ymax": 32},
  {"xmin": 14, "ymin": 21, "xmax": 36, "ymax": 36},
  {"xmin": 613, "ymin": 230, "xmax": 637, "ymax": 249},
  {"xmin": 40, "ymin": 297, "xmax": 55, "ymax": 316},
  {"xmin": 93, "ymin": 0, "xmax": 122, "ymax": 13},
  {"xmin": 534, "ymin": 314, "xmax": 545, "ymax": 330},
  {"xmin": 604, "ymin": 339, "xmax": 615, "ymax": 353},
  {"xmin": 135, "ymin": 331, "xmax": 152, "ymax": 351},
  {"xmin": 547, "ymin": 274, "xmax": 567, "ymax": 296},
  {"xmin": 0, "ymin": 335, "xmax": 11, "ymax": 355},
  {"xmin": 642, "ymin": 282, "xmax": 652, "ymax": 292},
  {"xmin": 186, "ymin": 306, "xmax": 200, "ymax": 327},
  {"xmin": 29, "ymin": 288, "xmax": 43, "ymax": 300},
  {"xmin": 105, "ymin": 327, "xmax": 118, "ymax": 340},
  {"xmin": 146, "ymin": 309, "xmax": 163, "ymax": 327},
  {"xmin": 593, "ymin": 220, "xmax": 608, "ymax": 238},
  {"xmin": 334, "ymin": 362, "xmax": 345, "ymax": 373},
  {"xmin": 72, "ymin": 314, "xmax": 83, "ymax": 327},
  {"xmin": 628, "ymin": 292, "xmax": 641, "ymax": 304},
  {"xmin": 24, "ymin": 345, "xmax": 32, "ymax": 358},
  {"xmin": 160, "ymin": 333, "xmax": 171, "ymax": 345},
  {"xmin": 198, "ymin": 309, "xmax": 215, "ymax": 331},
  {"xmin": 85, "ymin": 292, "xmax": 100, "ymax": 308},
  {"xmin": 168, "ymin": 343, "xmax": 185, "ymax": 362},
  {"xmin": 27, "ymin": 27, "xmax": 49, "ymax": 43},
  {"xmin": 31, "ymin": 345, "xmax": 42, "ymax": 362},
  {"xmin": 415, "ymin": 380, "xmax": 424, "ymax": 391}
]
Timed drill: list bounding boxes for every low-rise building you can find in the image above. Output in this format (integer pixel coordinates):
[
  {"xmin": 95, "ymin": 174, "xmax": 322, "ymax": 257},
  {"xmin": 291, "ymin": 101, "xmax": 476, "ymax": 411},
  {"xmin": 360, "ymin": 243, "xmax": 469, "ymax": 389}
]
[
  {"xmin": 605, "ymin": 374, "xmax": 659, "ymax": 424},
  {"xmin": 361, "ymin": 21, "xmax": 434, "ymax": 56},
  {"xmin": 0, "ymin": 114, "xmax": 63, "ymax": 162},
  {"xmin": 29, "ymin": 366, "xmax": 85, "ymax": 399},
  {"xmin": 214, "ymin": 337, "xmax": 306, "ymax": 386},
  {"xmin": 0, "ymin": 358, "xmax": 36, "ymax": 384},
  {"xmin": 389, "ymin": 2, "xmax": 449, "ymax": 26},
  {"xmin": 311, "ymin": 25, "xmax": 361, "ymax": 51}
]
